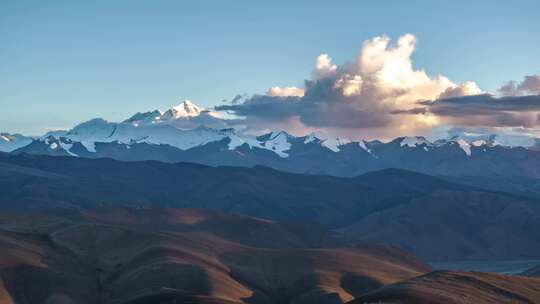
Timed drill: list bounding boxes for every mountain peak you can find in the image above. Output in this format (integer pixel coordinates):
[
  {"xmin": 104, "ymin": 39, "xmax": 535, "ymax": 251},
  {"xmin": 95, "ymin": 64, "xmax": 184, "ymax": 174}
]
[
  {"xmin": 0, "ymin": 133, "xmax": 33, "ymax": 152},
  {"xmin": 124, "ymin": 110, "xmax": 163, "ymax": 124},
  {"xmin": 321, "ymin": 136, "xmax": 351, "ymax": 152},
  {"xmin": 269, "ymin": 130, "xmax": 290, "ymax": 139},
  {"xmin": 399, "ymin": 136, "xmax": 431, "ymax": 147},
  {"xmin": 256, "ymin": 131, "xmax": 290, "ymax": 142},
  {"xmin": 0, "ymin": 134, "xmax": 13, "ymax": 142},
  {"xmin": 123, "ymin": 100, "xmax": 208, "ymax": 126},
  {"xmin": 167, "ymin": 100, "xmax": 202, "ymax": 118}
]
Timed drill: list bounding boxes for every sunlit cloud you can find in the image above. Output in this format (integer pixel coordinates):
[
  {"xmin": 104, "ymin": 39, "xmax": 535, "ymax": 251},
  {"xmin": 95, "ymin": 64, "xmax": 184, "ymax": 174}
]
[
  {"xmin": 217, "ymin": 34, "xmax": 482, "ymax": 139},
  {"xmin": 266, "ymin": 86, "xmax": 305, "ymax": 97}
]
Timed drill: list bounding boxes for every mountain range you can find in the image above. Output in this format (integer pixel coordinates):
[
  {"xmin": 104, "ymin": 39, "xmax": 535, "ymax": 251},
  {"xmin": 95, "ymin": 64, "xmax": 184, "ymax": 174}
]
[
  {"xmin": 3, "ymin": 101, "xmax": 540, "ymax": 302},
  {"xmin": 4, "ymin": 100, "xmax": 540, "ymax": 180},
  {"xmin": 2, "ymin": 153, "xmax": 540, "ymax": 262}
]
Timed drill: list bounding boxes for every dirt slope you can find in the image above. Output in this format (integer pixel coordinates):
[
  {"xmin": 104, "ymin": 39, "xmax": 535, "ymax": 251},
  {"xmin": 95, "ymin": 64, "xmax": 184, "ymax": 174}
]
[
  {"xmin": 350, "ymin": 270, "xmax": 540, "ymax": 304},
  {"xmin": 0, "ymin": 207, "xmax": 429, "ymax": 304}
]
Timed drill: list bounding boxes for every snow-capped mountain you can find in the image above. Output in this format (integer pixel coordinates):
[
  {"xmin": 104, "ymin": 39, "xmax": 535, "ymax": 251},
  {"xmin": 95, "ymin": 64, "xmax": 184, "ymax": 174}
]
[
  {"xmin": 24, "ymin": 100, "xmax": 248, "ymax": 152},
  {"xmin": 0, "ymin": 133, "xmax": 33, "ymax": 152},
  {"xmin": 6, "ymin": 100, "xmax": 540, "ymax": 178},
  {"xmin": 123, "ymin": 100, "xmax": 226, "ymax": 129},
  {"xmin": 124, "ymin": 100, "xmax": 205, "ymax": 125},
  {"xmin": 14, "ymin": 100, "xmax": 368, "ymax": 159},
  {"xmin": 161, "ymin": 99, "xmax": 202, "ymax": 119}
]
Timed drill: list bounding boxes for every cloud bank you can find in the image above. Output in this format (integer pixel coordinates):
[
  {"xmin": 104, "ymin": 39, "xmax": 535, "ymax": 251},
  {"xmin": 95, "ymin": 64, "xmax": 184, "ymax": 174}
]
[
  {"xmin": 216, "ymin": 34, "xmax": 539, "ymax": 140},
  {"xmin": 418, "ymin": 94, "xmax": 540, "ymax": 128}
]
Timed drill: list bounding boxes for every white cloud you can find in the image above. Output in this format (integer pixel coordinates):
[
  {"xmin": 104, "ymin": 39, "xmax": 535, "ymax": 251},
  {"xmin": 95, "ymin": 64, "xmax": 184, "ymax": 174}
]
[
  {"xmin": 334, "ymin": 74, "xmax": 363, "ymax": 96},
  {"xmin": 439, "ymin": 81, "xmax": 483, "ymax": 99},
  {"xmin": 218, "ymin": 34, "xmax": 538, "ymax": 140},
  {"xmin": 312, "ymin": 54, "xmax": 337, "ymax": 80},
  {"xmin": 266, "ymin": 86, "xmax": 305, "ymax": 97}
]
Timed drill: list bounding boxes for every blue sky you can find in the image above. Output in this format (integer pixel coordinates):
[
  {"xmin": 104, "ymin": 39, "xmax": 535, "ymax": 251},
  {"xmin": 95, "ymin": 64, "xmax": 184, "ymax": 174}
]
[{"xmin": 1, "ymin": 0, "xmax": 539, "ymax": 135}]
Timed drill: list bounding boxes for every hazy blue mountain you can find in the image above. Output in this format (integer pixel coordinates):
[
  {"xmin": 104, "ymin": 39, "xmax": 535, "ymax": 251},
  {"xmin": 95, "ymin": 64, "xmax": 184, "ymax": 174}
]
[{"xmin": 1, "ymin": 153, "xmax": 540, "ymax": 261}]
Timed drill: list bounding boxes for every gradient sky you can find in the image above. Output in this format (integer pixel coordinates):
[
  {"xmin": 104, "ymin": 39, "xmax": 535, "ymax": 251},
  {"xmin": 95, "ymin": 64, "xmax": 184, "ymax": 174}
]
[{"xmin": 1, "ymin": 0, "xmax": 539, "ymax": 135}]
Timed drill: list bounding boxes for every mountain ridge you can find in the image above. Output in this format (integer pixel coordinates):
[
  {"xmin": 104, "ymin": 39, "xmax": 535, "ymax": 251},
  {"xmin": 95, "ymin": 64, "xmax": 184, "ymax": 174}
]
[
  {"xmin": 5, "ymin": 100, "xmax": 540, "ymax": 179},
  {"xmin": 2, "ymin": 153, "xmax": 540, "ymax": 261}
]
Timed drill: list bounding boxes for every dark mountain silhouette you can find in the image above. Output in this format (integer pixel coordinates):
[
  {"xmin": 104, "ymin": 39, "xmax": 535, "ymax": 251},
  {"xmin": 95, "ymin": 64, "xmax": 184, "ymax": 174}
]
[
  {"xmin": 342, "ymin": 189, "xmax": 540, "ymax": 261},
  {"xmin": 0, "ymin": 153, "xmax": 469, "ymax": 225},
  {"xmin": 1, "ymin": 154, "xmax": 540, "ymax": 261},
  {"xmin": 523, "ymin": 265, "xmax": 540, "ymax": 277}
]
